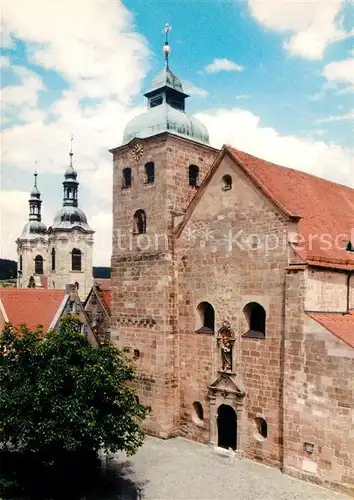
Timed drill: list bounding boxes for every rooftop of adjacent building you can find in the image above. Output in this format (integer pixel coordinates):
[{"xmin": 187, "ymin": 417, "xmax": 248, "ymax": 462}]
[{"xmin": 0, "ymin": 288, "xmax": 66, "ymax": 331}]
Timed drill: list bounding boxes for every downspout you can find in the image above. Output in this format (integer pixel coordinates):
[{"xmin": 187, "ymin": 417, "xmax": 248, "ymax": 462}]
[
  {"xmin": 280, "ymin": 271, "xmax": 287, "ymax": 472},
  {"xmin": 347, "ymin": 271, "xmax": 353, "ymax": 313}
]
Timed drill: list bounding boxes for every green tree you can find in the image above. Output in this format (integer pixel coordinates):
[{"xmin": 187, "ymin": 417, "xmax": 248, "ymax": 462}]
[{"xmin": 0, "ymin": 316, "xmax": 148, "ymax": 464}]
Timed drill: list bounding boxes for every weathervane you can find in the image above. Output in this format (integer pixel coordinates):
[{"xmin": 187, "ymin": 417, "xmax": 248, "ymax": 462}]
[
  {"xmin": 69, "ymin": 134, "xmax": 74, "ymax": 167},
  {"xmin": 163, "ymin": 23, "xmax": 171, "ymax": 68}
]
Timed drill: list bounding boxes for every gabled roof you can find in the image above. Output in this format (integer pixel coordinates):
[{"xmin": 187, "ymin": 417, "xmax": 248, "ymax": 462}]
[
  {"xmin": 229, "ymin": 148, "xmax": 354, "ymax": 269},
  {"xmin": 0, "ymin": 289, "xmax": 66, "ymax": 331},
  {"xmin": 307, "ymin": 311, "xmax": 354, "ymax": 349},
  {"xmin": 84, "ymin": 281, "xmax": 111, "ymax": 316},
  {"xmin": 176, "ymin": 146, "xmax": 354, "ymax": 270}
]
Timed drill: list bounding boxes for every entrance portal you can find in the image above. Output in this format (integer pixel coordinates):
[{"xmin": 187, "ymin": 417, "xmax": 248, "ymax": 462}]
[{"xmin": 217, "ymin": 404, "xmax": 237, "ymax": 450}]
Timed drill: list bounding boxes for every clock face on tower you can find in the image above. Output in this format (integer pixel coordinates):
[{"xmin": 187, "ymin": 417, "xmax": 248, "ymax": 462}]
[{"xmin": 132, "ymin": 142, "xmax": 144, "ymax": 161}]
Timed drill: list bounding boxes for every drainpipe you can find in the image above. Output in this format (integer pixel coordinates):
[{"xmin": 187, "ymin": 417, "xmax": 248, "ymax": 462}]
[{"xmin": 347, "ymin": 271, "xmax": 353, "ymax": 313}]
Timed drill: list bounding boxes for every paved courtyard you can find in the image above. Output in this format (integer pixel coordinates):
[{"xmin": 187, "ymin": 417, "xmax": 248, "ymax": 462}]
[{"xmin": 107, "ymin": 436, "xmax": 349, "ymax": 500}]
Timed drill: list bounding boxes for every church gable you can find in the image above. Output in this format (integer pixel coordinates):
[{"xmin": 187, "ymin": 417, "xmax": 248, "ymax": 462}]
[{"xmin": 176, "ymin": 148, "xmax": 291, "ymax": 260}]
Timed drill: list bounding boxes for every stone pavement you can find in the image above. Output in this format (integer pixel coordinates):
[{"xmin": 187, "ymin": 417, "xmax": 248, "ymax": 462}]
[{"xmin": 110, "ymin": 436, "xmax": 349, "ymax": 500}]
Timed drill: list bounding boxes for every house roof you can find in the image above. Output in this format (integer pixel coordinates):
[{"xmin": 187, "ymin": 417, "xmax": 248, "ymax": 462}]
[
  {"xmin": 96, "ymin": 280, "xmax": 112, "ymax": 313},
  {"xmin": 0, "ymin": 289, "xmax": 66, "ymax": 331},
  {"xmin": 307, "ymin": 311, "xmax": 354, "ymax": 349},
  {"xmin": 228, "ymin": 148, "xmax": 354, "ymax": 269}
]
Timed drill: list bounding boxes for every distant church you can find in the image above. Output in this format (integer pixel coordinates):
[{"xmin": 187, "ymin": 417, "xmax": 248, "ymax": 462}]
[
  {"xmin": 16, "ymin": 147, "xmax": 94, "ymax": 298},
  {"xmin": 109, "ymin": 27, "xmax": 354, "ymax": 495}
]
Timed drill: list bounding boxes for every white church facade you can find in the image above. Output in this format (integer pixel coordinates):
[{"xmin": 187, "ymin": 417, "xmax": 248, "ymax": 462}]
[{"xmin": 16, "ymin": 149, "xmax": 94, "ymax": 299}]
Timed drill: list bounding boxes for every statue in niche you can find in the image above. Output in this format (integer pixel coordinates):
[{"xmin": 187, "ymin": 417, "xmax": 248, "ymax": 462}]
[{"xmin": 216, "ymin": 320, "xmax": 235, "ymax": 372}]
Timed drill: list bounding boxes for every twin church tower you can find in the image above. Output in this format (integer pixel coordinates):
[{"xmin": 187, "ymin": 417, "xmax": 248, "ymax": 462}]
[{"xmin": 16, "ymin": 146, "xmax": 94, "ymax": 298}]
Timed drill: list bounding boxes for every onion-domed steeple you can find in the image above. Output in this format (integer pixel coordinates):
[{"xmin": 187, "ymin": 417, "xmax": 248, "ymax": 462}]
[
  {"xmin": 51, "ymin": 137, "xmax": 93, "ymax": 232},
  {"xmin": 123, "ymin": 24, "xmax": 209, "ymax": 146},
  {"xmin": 20, "ymin": 171, "xmax": 47, "ymax": 239}
]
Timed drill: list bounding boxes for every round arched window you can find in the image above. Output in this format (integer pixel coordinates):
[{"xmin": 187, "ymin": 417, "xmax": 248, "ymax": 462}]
[{"xmin": 221, "ymin": 174, "xmax": 232, "ymax": 191}]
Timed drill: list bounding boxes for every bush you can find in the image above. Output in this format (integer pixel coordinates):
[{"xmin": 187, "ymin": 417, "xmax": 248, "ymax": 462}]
[{"xmin": 0, "ymin": 316, "xmax": 148, "ymax": 496}]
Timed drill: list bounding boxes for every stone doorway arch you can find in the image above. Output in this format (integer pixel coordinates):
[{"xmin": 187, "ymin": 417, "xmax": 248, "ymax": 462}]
[{"xmin": 217, "ymin": 404, "xmax": 237, "ymax": 450}]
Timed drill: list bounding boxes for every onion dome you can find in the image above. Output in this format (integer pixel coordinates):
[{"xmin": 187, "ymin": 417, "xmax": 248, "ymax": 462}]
[
  {"xmin": 19, "ymin": 171, "xmax": 47, "ymax": 240},
  {"xmin": 122, "ymin": 23, "xmax": 209, "ymax": 146},
  {"xmin": 50, "ymin": 138, "xmax": 93, "ymax": 233}
]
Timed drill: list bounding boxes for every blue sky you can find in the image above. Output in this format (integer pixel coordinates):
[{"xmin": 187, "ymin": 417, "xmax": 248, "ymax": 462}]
[{"xmin": 1, "ymin": 0, "xmax": 353, "ymax": 265}]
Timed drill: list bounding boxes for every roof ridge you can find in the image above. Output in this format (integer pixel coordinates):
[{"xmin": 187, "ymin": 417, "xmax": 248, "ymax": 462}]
[{"xmin": 229, "ymin": 147, "xmax": 354, "ymax": 191}]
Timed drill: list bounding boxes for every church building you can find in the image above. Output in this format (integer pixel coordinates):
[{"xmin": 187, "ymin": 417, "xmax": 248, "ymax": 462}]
[
  {"xmin": 110, "ymin": 30, "xmax": 354, "ymax": 494},
  {"xmin": 16, "ymin": 147, "xmax": 94, "ymax": 299}
]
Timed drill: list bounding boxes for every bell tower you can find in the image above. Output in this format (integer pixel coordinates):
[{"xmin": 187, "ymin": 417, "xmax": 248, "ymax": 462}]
[
  {"xmin": 16, "ymin": 171, "xmax": 48, "ymax": 288},
  {"xmin": 110, "ymin": 25, "xmax": 218, "ymax": 437},
  {"xmin": 47, "ymin": 138, "xmax": 94, "ymax": 299}
]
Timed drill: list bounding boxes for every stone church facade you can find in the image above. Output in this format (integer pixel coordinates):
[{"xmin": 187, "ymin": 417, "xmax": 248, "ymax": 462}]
[
  {"xmin": 16, "ymin": 150, "xmax": 94, "ymax": 299},
  {"xmin": 110, "ymin": 36, "xmax": 354, "ymax": 495}
]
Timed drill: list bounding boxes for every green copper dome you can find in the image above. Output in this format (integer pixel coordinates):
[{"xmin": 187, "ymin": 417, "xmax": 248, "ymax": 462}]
[
  {"xmin": 123, "ymin": 103, "xmax": 210, "ymax": 145},
  {"xmin": 122, "ymin": 65, "xmax": 210, "ymax": 146}
]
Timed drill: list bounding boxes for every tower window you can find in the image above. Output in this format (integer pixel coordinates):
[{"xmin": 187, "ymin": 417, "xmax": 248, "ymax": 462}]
[
  {"xmin": 122, "ymin": 168, "xmax": 132, "ymax": 189},
  {"xmin": 196, "ymin": 301, "xmax": 215, "ymax": 333},
  {"xmin": 189, "ymin": 165, "xmax": 199, "ymax": 188},
  {"xmin": 242, "ymin": 302, "xmax": 266, "ymax": 338},
  {"xmin": 19, "ymin": 255, "xmax": 23, "ymax": 272},
  {"xmin": 34, "ymin": 255, "xmax": 43, "ymax": 274},
  {"xmin": 344, "ymin": 241, "xmax": 354, "ymax": 252},
  {"xmin": 51, "ymin": 248, "xmax": 56, "ymax": 271},
  {"xmin": 221, "ymin": 174, "xmax": 232, "ymax": 191},
  {"xmin": 72, "ymin": 248, "xmax": 82, "ymax": 271},
  {"xmin": 150, "ymin": 95, "xmax": 163, "ymax": 108},
  {"xmin": 145, "ymin": 162, "xmax": 155, "ymax": 184},
  {"xmin": 133, "ymin": 210, "xmax": 146, "ymax": 234}
]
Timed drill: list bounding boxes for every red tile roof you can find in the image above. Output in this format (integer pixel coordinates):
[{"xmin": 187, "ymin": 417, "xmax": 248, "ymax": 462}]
[
  {"xmin": 96, "ymin": 280, "xmax": 112, "ymax": 312},
  {"xmin": 229, "ymin": 147, "xmax": 354, "ymax": 269},
  {"xmin": 0, "ymin": 289, "xmax": 66, "ymax": 331},
  {"xmin": 307, "ymin": 311, "xmax": 354, "ymax": 349}
]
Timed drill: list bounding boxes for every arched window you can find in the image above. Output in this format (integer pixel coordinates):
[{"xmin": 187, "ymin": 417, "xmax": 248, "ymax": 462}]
[
  {"xmin": 242, "ymin": 302, "xmax": 266, "ymax": 338},
  {"xmin": 19, "ymin": 255, "xmax": 23, "ymax": 271},
  {"xmin": 189, "ymin": 165, "xmax": 199, "ymax": 188},
  {"xmin": 51, "ymin": 248, "xmax": 56, "ymax": 271},
  {"xmin": 122, "ymin": 167, "xmax": 132, "ymax": 188},
  {"xmin": 133, "ymin": 210, "xmax": 146, "ymax": 234},
  {"xmin": 254, "ymin": 417, "xmax": 268, "ymax": 439},
  {"xmin": 196, "ymin": 301, "xmax": 215, "ymax": 333},
  {"xmin": 144, "ymin": 162, "xmax": 155, "ymax": 184},
  {"xmin": 72, "ymin": 248, "xmax": 82, "ymax": 271},
  {"xmin": 221, "ymin": 174, "xmax": 232, "ymax": 191},
  {"xmin": 34, "ymin": 255, "xmax": 43, "ymax": 274},
  {"xmin": 192, "ymin": 401, "xmax": 204, "ymax": 423}
]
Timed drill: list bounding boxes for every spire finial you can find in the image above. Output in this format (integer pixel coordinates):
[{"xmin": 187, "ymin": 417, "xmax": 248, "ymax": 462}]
[
  {"xmin": 163, "ymin": 23, "xmax": 171, "ymax": 68},
  {"xmin": 34, "ymin": 161, "xmax": 38, "ymax": 188},
  {"xmin": 69, "ymin": 134, "xmax": 74, "ymax": 167}
]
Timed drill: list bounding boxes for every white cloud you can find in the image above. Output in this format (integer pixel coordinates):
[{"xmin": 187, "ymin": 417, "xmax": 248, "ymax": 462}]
[
  {"xmin": 248, "ymin": 0, "xmax": 352, "ymax": 60},
  {"xmin": 323, "ymin": 57, "xmax": 354, "ymax": 92},
  {"xmin": 317, "ymin": 110, "xmax": 354, "ymax": 123},
  {"xmin": 1, "ymin": 55, "xmax": 10, "ymax": 68},
  {"xmin": 2, "ymin": 0, "xmax": 149, "ymax": 103},
  {"xmin": 235, "ymin": 94, "xmax": 250, "ymax": 100},
  {"xmin": 196, "ymin": 108, "xmax": 354, "ymax": 187},
  {"xmin": 0, "ymin": 191, "xmax": 29, "ymax": 259},
  {"xmin": 2, "ymin": 66, "xmax": 45, "ymax": 124},
  {"xmin": 183, "ymin": 81, "xmax": 208, "ymax": 97},
  {"xmin": 204, "ymin": 58, "xmax": 244, "ymax": 73}
]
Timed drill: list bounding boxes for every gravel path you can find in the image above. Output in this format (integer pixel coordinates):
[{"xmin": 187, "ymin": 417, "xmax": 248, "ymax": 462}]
[{"xmin": 109, "ymin": 436, "xmax": 349, "ymax": 500}]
